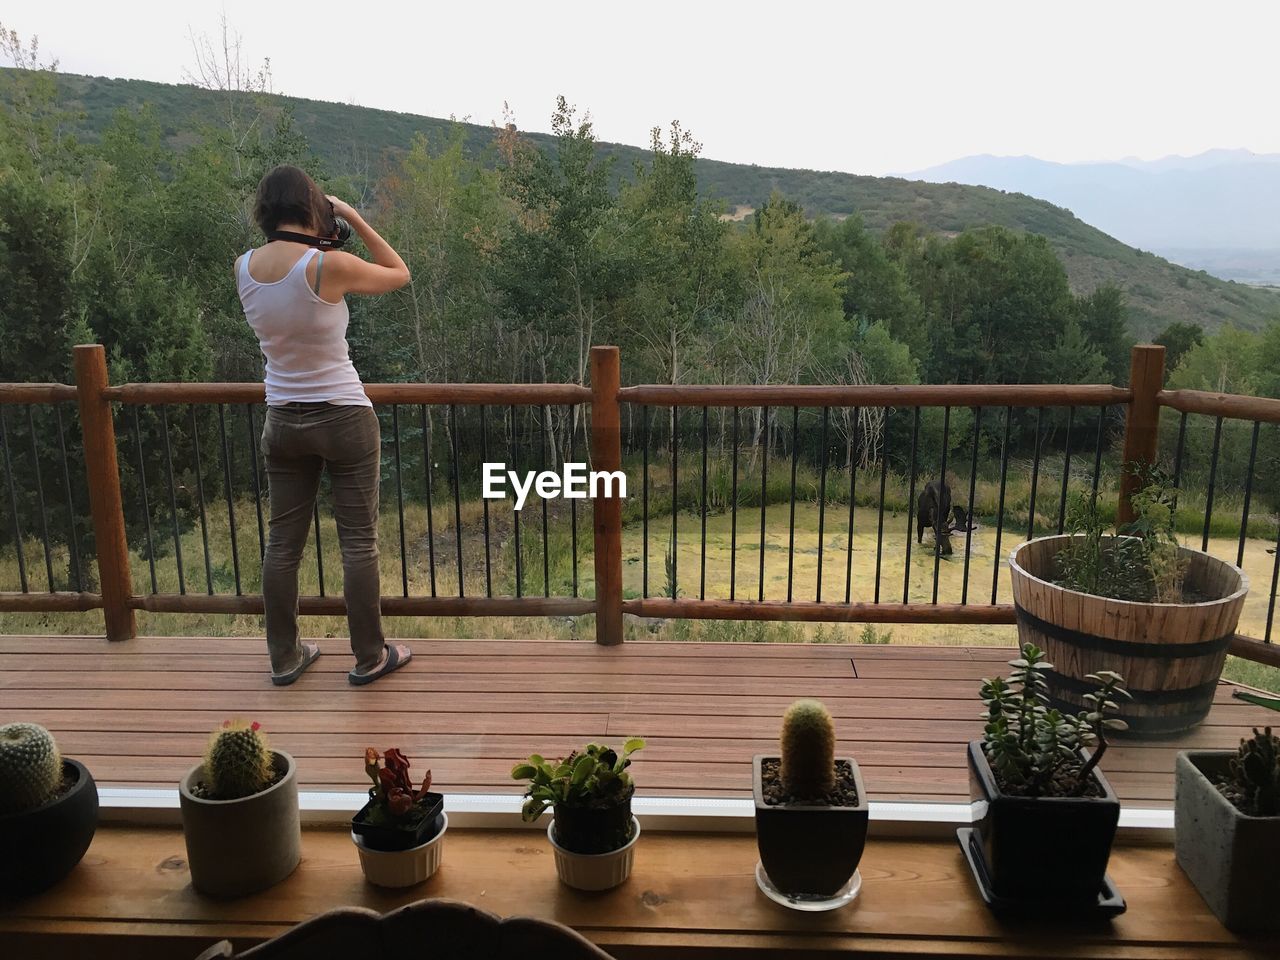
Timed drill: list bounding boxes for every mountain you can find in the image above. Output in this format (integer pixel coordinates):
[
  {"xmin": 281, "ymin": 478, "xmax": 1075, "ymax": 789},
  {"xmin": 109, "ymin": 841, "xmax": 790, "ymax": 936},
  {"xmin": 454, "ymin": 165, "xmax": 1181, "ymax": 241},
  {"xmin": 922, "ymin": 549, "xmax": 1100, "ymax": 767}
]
[
  {"xmin": 907, "ymin": 151, "xmax": 1280, "ymax": 283},
  {"xmin": 26, "ymin": 71, "xmax": 1280, "ymax": 339}
]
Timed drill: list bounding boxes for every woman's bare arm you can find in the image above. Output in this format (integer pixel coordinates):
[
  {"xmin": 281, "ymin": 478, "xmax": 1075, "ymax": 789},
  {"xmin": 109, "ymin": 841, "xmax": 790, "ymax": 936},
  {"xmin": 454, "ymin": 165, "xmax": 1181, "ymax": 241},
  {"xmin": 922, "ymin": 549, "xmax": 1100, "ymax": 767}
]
[{"xmin": 322, "ymin": 196, "xmax": 411, "ymax": 296}]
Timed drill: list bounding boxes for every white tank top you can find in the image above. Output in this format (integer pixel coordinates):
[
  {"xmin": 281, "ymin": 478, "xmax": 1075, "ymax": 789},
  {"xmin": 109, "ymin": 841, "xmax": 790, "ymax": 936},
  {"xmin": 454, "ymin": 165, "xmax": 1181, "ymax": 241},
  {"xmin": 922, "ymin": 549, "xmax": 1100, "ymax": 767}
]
[{"xmin": 237, "ymin": 247, "xmax": 371, "ymax": 407}]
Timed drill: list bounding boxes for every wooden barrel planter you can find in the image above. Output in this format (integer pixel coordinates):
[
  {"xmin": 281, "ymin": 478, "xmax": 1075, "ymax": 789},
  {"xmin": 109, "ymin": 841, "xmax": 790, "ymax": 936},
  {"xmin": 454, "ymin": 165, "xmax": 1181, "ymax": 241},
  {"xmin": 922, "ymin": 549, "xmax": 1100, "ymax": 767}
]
[{"xmin": 1008, "ymin": 536, "xmax": 1248, "ymax": 736}]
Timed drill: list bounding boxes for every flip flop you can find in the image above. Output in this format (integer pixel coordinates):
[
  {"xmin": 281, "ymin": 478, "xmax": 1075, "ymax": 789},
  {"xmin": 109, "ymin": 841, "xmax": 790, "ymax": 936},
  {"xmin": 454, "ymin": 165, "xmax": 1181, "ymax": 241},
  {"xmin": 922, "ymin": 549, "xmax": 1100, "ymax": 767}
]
[
  {"xmin": 348, "ymin": 643, "xmax": 412, "ymax": 686},
  {"xmin": 271, "ymin": 641, "xmax": 321, "ymax": 687}
]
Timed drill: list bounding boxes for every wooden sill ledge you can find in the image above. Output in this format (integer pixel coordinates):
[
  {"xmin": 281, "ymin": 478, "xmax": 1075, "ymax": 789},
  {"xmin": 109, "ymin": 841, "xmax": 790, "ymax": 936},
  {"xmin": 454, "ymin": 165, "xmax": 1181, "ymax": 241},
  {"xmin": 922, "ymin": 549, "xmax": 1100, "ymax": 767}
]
[{"xmin": 1, "ymin": 824, "xmax": 1276, "ymax": 959}]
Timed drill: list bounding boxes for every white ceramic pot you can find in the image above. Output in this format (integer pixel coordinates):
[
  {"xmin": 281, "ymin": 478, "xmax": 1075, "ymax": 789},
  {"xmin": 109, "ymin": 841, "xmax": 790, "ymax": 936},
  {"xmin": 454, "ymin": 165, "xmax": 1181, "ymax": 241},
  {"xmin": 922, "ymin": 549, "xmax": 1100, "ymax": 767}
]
[
  {"xmin": 352, "ymin": 812, "xmax": 447, "ymax": 888},
  {"xmin": 547, "ymin": 815, "xmax": 640, "ymax": 891}
]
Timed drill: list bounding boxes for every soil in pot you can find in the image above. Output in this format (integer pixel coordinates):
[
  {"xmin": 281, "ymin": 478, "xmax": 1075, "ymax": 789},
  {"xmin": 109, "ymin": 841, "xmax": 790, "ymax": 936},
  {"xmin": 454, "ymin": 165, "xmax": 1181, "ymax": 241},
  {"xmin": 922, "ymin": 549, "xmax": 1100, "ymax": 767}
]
[
  {"xmin": 759, "ymin": 758, "xmax": 859, "ymax": 806},
  {"xmin": 0, "ymin": 759, "xmax": 99, "ymax": 898},
  {"xmin": 551, "ymin": 784, "xmax": 634, "ymax": 854},
  {"xmin": 351, "ymin": 792, "xmax": 444, "ymax": 852}
]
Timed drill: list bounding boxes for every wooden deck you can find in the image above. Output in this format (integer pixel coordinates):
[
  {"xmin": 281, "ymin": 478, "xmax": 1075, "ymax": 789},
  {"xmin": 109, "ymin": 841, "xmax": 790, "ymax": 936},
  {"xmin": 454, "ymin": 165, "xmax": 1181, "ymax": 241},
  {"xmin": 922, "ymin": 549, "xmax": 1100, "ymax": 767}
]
[{"xmin": 1, "ymin": 635, "xmax": 1274, "ymax": 805}]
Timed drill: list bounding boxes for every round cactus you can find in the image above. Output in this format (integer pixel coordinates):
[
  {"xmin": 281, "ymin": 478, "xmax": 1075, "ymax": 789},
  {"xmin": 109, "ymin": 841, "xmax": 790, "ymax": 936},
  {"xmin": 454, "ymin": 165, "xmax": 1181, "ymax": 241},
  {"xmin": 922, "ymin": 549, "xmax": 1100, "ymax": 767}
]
[
  {"xmin": 779, "ymin": 699, "xmax": 836, "ymax": 799},
  {"xmin": 204, "ymin": 720, "xmax": 275, "ymax": 800},
  {"xmin": 0, "ymin": 722, "xmax": 63, "ymax": 815}
]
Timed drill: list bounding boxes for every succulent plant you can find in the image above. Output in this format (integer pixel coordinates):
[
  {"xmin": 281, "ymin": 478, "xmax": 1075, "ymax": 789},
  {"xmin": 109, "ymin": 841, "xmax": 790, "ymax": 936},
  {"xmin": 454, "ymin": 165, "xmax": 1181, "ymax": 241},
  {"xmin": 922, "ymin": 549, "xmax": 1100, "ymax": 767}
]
[
  {"xmin": 980, "ymin": 643, "xmax": 1129, "ymax": 797},
  {"xmin": 779, "ymin": 699, "xmax": 836, "ymax": 799},
  {"xmin": 512, "ymin": 739, "xmax": 645, "ymax": 824},
  {"xmin": 0, "ymin": 722, "xmax": 63, "ymax": 815},
  {"xmin": 1219, "ymin": 727, "xmax": 1280, "ymax": 817},
  {"xmin": 203, "ymin": 720, "xmax": 275, "ymax": 800},
  {"xmin": 362, "ymin": 747, "xmax": 434, "ymax": 827}
]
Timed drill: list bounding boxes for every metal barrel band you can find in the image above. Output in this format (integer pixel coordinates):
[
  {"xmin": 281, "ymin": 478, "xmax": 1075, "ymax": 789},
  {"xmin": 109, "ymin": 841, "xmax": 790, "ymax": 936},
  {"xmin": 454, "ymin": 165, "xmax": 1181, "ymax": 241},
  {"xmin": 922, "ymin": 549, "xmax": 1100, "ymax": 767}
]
[
  {"xmin": 1045, "ymin": 669, "xmax": 1220, "ymax": 707},
  {"xmin": 1014, "ymin": 604, "xmax": 1233, "ymax": 659}
]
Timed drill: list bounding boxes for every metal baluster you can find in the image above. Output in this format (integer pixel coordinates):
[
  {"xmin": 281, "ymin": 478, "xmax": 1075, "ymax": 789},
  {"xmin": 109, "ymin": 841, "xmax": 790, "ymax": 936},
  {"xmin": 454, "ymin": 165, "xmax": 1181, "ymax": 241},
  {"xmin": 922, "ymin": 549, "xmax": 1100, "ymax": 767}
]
[
  {"xmin": 158, "ymin": 405, "xmax": 185, "ymax": 595},
  {"xmin": 1091, "ymin": 407, "xmax": 1107, "ymax": 507},
  {"xmin": 420, "ymin": 405, "xmax": 437, "ymax": 598},
  {"xmin": 786, "ymin": 406, "xmax": 799, "ymax": 603},
  {"xmin": 961, "ymin": 407, "xmax": 982, "ymax": 605},
  {"xmin": 55, "ymin": 405, "xmax": 84, "ymax": 592},
  {"xmin": 730, "ymin": 406, "xmax": 739, "ymax": 601},
  {"xmin": 449, "ymin": 404, "xmax": 464, "ymax": 597},
  {"xmin": 1024, "ymin": 407, "xmax": 1044, "ymax": 542},
  {"xmin": 1202, "ymin": 416, "xmax": 1224, "ymax": 552},
  {"xmin": 510, "ymin": 405, "xmax": 522, "ymax": 598},
  {"xmin": 541, "ymin": 405, "xmax": 550, "ymax": 598},
  {"xmin": 902, "ymin": 407, "xmax": 921, "ymax": 604},
  {"xmin": 931, "ymin": 406, "xmax": 951, "ymax": 605},
  {"xmin": 1267, "ymin": 473, "xmax": 1280, "ymax": 643},
  {"xmin": 700, "ymin": 405, "xmax": 709, "ymax": 601},
  {"xmin": 642, "ymin": 405, "xmax": 649, "ymax": 598},
  {"xmin": 479, "ymin": 406, "xmax": 493, "ymax": 597},
  {"xmin": 816, "ymin": 406, "xmax": 830, "ymax": 602},
  {"xmin": 392, "ymin": 405, "xmax": 408, "ymax": 597},
  {"xmin": 991, "ymin": 408, "xmax": 1013, "ymax": 604},
  {"xmin": 671, "ymin": 405, "xmax": 678, "ymax": 598},
  {"xmin": 313, "ymin": 501, "xmax": 326, "ymax": 597},
  {"xmin": 0, "ymin": 407, "xmax": 28, "ymax": 592},
  {"xmin": 568, "ymin": 405, "xmax": 579, "ymax": 598},
  {"xmin": 132, "ymin": 406, "xmax": 158, "ymax": 594},
  {"xmin": 1238, "ymin": 421, "xmax": 1261, "ymax": 568},
  {"xmin": 187, "ymin": 406, "xmax": 213, "ymax": 595},
  {"xmin": 217, "ymin": 405, "xmax": 242, "ymax": 595},
  {"xmin": 758, "ymin": 406, "xmax": 769, "ymax": 602},
  {"xmin": 1057, "ymin": 406, "xmax": 1075, "ymax": 535},
  {"xmin": 845, "ymin": 407, "xmax": 859, "ymax": 604},
  {"xmin": 25, "ymin": 406, "xmax": 55, "ymax": 591},
  {"xmin": 1171, "ymin": 411, "xmax": 1189, "ymax": 511},
  {"xmin": 245, "ymin": 405, "xmax": 266, "ymax": 558},
  {"xmin": 875, "ymin": 410, "xmax": 889, "ymax": 604}
]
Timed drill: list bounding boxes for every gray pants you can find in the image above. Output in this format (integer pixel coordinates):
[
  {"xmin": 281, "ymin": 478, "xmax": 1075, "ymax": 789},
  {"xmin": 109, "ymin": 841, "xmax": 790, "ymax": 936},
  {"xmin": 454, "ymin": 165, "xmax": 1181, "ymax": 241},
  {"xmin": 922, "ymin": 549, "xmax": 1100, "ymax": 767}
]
[{"xmin": 261, "ymin": 402, "xmax": 385, "ymax": 674}]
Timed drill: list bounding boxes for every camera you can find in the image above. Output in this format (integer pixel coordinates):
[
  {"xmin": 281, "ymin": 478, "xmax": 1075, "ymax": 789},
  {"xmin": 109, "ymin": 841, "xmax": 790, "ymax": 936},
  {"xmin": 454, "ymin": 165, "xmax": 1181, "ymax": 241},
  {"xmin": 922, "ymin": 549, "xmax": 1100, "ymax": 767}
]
[{"xmin": 328, "ymin": 202, "xmax": 353, "ymax": 248}]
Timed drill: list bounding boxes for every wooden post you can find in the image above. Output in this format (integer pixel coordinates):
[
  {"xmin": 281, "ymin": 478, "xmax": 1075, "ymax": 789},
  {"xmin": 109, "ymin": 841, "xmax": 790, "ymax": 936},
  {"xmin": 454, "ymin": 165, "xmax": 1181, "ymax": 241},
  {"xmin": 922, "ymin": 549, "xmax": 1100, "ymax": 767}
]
[
  {"xmin": 1119, "ymin": 344, "xmax": 1166, "ymax": 526},
  {"xmin": 74, "ymin": 344, "xmax": 136, "ymax": 641},
  {"xmin": 590, "ymin": 346, "xmax": 624, "ymax": 645}
]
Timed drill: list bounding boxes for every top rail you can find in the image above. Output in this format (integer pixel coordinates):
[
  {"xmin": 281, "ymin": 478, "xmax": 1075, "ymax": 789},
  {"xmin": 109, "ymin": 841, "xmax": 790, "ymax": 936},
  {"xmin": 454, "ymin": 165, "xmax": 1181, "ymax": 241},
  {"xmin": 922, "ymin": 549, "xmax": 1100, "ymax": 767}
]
[
  {"xmin": 0, "ymin": 384, "xmax": 77, "ymax": 404},
  {"xmin": 617, "ymin": 383, "xmax": 1133, "ymax": 408},
  {"xmin": 102, "ymin": 382, "xmax": 593, "ymax": 406},
  {"xmin": 1158, "ymin": 388, "xmax": 1280, "ymax": 425}
]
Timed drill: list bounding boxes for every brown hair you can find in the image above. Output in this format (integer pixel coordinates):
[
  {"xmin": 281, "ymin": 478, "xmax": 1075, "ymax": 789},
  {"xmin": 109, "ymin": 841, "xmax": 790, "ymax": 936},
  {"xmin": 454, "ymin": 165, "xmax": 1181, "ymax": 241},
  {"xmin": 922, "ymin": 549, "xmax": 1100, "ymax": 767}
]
[{"xmin": 252, "ymin": 164, "xmax": 332, "ymax": 234}]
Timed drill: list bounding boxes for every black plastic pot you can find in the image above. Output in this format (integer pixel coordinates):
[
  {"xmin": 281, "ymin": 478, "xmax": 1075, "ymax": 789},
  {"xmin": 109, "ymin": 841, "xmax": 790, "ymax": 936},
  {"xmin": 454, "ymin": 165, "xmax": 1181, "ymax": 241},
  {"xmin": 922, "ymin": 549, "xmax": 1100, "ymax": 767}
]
[
  {"xmin": 351, "ymin": 792, "xmax": 445, "ymax": 852},
  {"xmin": 551, "ymin": 784, "xmax": 634, "ymax": 855},
  {"xmin": 752, "ymin": 755, "xmax": 868, "ymax": 898},
  {"xmin": 967, "ymin": 741, "xmax": 1119, "ymax": 902},
  {"xmin": 0, "ymin": 759, "xmax": 100, "ymax": 898}
]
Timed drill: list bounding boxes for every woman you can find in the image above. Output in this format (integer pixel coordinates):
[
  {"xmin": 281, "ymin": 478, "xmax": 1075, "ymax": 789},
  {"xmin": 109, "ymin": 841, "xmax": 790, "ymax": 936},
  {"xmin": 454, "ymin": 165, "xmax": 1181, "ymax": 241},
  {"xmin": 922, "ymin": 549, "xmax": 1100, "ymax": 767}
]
[{"xmin": 237, "ymin": 164, "xmax": 412, "ymax": 686}]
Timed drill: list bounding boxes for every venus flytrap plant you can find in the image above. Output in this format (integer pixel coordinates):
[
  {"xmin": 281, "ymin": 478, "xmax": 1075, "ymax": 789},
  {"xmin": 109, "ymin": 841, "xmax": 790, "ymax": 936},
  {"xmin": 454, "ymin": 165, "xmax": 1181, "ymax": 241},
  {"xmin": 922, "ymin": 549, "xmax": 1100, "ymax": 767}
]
[{"xmin": 512, "ymin": 739, "xmax": 645, "ymax": 824}]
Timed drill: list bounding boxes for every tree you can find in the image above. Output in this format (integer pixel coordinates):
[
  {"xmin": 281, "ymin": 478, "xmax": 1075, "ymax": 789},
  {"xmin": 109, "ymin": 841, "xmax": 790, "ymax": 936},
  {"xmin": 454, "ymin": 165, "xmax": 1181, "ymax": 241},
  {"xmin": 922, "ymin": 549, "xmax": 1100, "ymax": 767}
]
[
  {"xmin": 1074, "ymin": 284, "xmax": 1132, "ymax": 383},
  {"xmin": 1155, "ymin": 321, "xmax": 1205, "ymax": 376}
]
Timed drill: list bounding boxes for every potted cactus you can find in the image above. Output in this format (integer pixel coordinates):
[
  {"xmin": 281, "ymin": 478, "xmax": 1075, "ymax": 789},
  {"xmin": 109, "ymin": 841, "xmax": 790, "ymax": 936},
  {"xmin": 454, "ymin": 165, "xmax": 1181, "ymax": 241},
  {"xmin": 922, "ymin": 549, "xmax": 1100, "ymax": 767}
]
[
  {"xmin": 1176, "ymin": 727, "xmax": 1280, "ymax": 932},
  {"xmin": 752, "ymin": 700, "xmax": 867, "ymax": 910},
  {"xmin": 0, "ymin": 722, "xmax": 99, "ymax": 897},
  {"xmin": 962, "ymin": 643, "xmax": 1129, "ymax": 915},
  {"xmin": 178, "ymin": 720, "xmax": 300, "ymax": 898},
  {"xmin": 511, "ymin": 739, "xmax": 644, "ymax": 891},
  {"xmin": 351, "ymin": 748, "xmax": 446, "ymax": 887}
]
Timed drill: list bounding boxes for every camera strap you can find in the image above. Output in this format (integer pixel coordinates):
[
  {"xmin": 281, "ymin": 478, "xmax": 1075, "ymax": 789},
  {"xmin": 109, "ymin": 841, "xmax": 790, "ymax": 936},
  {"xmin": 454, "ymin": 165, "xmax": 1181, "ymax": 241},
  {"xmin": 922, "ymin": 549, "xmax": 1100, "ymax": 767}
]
[{"xmin": 267, "ymin": 230, "xmax": 341, "ymax": 249}]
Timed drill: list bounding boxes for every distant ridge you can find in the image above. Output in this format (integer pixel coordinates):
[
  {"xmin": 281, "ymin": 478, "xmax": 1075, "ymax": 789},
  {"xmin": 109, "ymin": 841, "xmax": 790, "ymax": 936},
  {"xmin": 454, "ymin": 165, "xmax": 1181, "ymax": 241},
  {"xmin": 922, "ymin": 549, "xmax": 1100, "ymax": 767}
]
[{"xmin": 25, "ymin": 70, "xmax": 1280, "ymax": 338}]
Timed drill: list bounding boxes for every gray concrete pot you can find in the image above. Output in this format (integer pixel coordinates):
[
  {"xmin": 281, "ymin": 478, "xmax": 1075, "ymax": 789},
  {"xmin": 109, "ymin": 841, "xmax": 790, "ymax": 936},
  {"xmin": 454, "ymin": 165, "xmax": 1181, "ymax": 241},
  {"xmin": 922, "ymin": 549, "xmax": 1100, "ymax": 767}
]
[
  {"xmin": 178, "ymin": 750, "xmax": 301, "ymax": 898},
  {"xmin": 1175, "ymin": 751, "xmax": 1280, "ymax": 933}
]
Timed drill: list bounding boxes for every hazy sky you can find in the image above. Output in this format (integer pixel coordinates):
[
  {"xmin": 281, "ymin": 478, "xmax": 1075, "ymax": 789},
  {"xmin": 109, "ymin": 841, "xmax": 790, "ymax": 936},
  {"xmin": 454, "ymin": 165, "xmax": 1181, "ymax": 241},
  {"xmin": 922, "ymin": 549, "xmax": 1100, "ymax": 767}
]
[{"xmin": 8, "ymin": 1, "xmax": 1279, "ymax": 175}]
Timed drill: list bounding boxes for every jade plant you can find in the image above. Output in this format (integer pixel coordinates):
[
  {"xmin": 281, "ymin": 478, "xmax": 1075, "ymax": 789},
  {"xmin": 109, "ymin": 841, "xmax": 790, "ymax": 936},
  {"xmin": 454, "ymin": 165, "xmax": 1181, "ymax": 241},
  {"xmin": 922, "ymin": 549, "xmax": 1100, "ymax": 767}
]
[
  {"xmin": 200, "ymin": 720, "xmax": 277, "ymax": 801},
  {"xmin": 980, "ymin": 643, "xmax": 1130, "ymax": 797},
  {"xmin": 361, "ymin": 748, "xmax": 435, "ymax": 829},
  {"xmin": 0, "ymin": 722, "xmax": 63, "ymax": 815},
  {"xmin": 780, "ymin": 700, "xmax": 836, "ymax": 798},
  {"xmin": 1217, "ymin": 727, "xmax": 1280, "ymax": 816}
]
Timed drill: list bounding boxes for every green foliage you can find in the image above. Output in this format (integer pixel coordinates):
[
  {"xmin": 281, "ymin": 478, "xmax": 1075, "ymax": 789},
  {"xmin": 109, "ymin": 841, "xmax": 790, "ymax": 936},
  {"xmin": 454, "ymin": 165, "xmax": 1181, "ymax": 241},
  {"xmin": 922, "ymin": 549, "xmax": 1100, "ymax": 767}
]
[
  {"xmin": 1156, "ymin": 321, "xmax": 1204, "ymax": 375},
  {"xmin": 1218, "ymin": 727, "xmax": 1280, "ymax": 817},
  {"xmin": 980, "ymin": 644, "xmax": 1129, "ymax": 797},
  {"xmin": 203, "ymin": 719, "xmax": 275, "ymax": 801},
  {"xmin": 858, "ymin": 624, "xmax": 892, "ymax": 645},
  {"xmin": 0, "ymin": 722, "xmax": 62, "ymax": 814},
  {"xmin": 511, "ymin": 739, "xmax": 644, "ymax": 823},
  {"xmin": 779, "ymin": 700, "xmax": 837, "ymax": 798}
]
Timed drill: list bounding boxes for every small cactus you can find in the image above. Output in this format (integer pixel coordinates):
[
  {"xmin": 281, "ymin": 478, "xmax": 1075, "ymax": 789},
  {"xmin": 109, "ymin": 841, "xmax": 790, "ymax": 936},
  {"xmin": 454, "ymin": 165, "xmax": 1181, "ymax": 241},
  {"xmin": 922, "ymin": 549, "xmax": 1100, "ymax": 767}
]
[
  {"xmin": 0, "ymin": 722, "xmax": 63, "ymax": 815},
  {"xmin": 204, "ymin": 720, "xmax": 275, "ymax": 800},
  {"xmin": 1223, "ymin": 727, "xmax": 1280, "ymax": 817},
  {"xmin": 779, "ymin": 699, "xmax": 836, "ymax": 799}
]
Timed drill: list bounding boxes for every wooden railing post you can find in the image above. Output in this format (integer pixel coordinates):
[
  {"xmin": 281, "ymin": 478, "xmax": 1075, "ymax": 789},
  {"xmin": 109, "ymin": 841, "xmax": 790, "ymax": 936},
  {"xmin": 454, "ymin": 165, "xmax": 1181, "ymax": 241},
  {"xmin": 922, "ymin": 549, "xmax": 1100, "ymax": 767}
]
[
  {"xmin": 1119, "ymin": 344, "xmax": 1166, "ymax": 525},
  {"xmin": 590, "ymin": 346, "xmax": 624, "ymax": 645},
  {"xmin": 73, "ymin": 344, "xmax": 136, "ymax": 641}
]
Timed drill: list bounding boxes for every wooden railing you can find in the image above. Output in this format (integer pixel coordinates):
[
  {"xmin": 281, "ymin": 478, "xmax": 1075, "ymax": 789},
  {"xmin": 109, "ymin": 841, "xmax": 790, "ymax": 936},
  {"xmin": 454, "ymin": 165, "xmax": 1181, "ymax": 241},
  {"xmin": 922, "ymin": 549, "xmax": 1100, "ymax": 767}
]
[{"xmin": 1, "ymin": 343, "xmax": 1278, "ymax": 667}]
